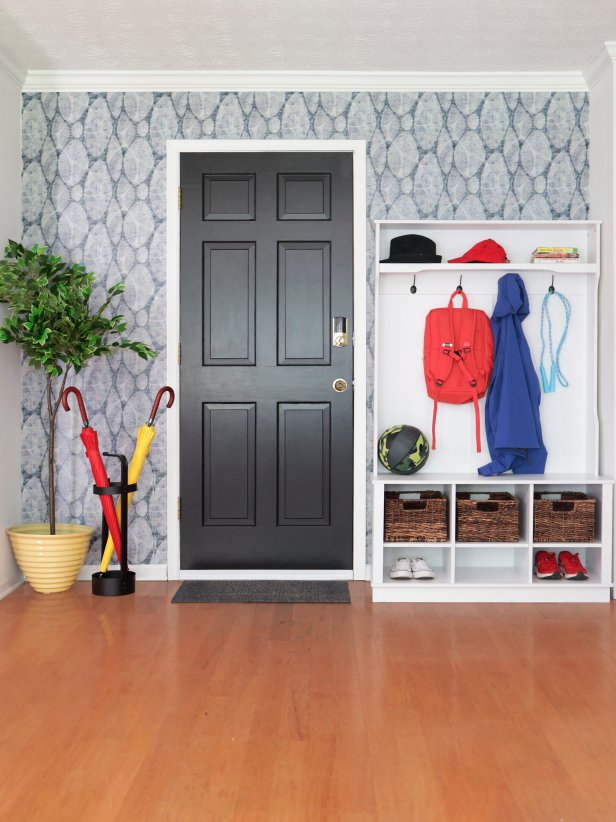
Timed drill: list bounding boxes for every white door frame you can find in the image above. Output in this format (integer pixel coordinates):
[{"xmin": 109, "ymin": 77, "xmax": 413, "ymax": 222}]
[{"xmin": 165, "ymin": 139, "xmax": 367, "ymax": 581}]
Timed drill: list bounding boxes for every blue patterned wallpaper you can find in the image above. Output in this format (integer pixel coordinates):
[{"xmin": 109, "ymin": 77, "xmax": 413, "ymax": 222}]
[{"xmin": 20, "ymin": 91, "xmax": 589, "ymax": 565}]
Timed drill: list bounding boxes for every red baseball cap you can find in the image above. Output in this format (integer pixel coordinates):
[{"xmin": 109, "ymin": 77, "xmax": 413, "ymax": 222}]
[{"xmin": 448, "ymin": 239, "xmax": 509, "ymax": 264}]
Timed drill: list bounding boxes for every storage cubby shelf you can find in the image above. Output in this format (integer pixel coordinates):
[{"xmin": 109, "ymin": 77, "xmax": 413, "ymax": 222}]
[
  {"xmin": 372, "ymin": 220, "xmax": 612, "ymax": 604},
  {"xmin": 384, "ymin": 541, "xmax": 452, "ymax": 549},
  {"xmin": 374, "ymin": 472, "xmax": 611, "ymax": 484},
  {"xmin": 456, "ymin": 542, "xmax": 529, "ymax": 549},
  {"xmin": 380, "ymin": 263, "xmax": 597, "ymax": 276},
  {"xmin": 534, "ymin": 541, "xmax": 602, "ymax": 548},
  {"xmin": 530, "ymin": 576, "xmax": 608, "ymax": 587},
  {"xmin": 374, "ymin": 578, "xmax": 611, "ymax": 591},
  {"xmin": 379, "ymin": 577, "xmax": 453, "ymax": 587}
]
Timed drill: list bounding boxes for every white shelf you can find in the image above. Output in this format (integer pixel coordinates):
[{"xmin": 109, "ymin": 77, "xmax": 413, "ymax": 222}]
[
  {"xmin": 531, "ymin": 575, "xmax": 609, "ymax": 588},
  {"xmin": 376, "ymin": 220, "xmax": 601, "ymax": 228},
  {"xmin": 379, "ymin": 263, "xmax": 597, "ymax": 275},
  {"xmin": 456, "ymin": 542, "xmax": 528, "ymax": 549},
  {"xmin": 374, "ymin": 472, "xmax": 612, "ymax": 485},
  {"xmin": 380, "ymin": 576, "xmax": 452, "ymax": 588},
  {"xmin": 533, "ymin": 541, "xmax": 602, "ymax": 548},
  {"xmin": 384, "ymin": 541, "xmax": 452, "ymax": 549}
]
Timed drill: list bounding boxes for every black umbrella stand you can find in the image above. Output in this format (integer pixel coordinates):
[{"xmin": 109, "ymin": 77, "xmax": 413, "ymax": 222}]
[{"xmin": 91, "ymin": 452, "xmax": 137, "ymax": 597}]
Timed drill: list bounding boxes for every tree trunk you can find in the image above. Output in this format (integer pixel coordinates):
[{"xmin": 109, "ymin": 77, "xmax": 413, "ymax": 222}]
[
  {"xmin": 46, "ymin": 376, "xmax": 56, "ymax": 535},
  {"xmin": 46, "ymin": 369, "xmax": 70, "ymax": 536}
]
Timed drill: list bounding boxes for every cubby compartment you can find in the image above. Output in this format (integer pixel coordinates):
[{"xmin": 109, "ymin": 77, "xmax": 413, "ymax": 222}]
[
  {"xmin": 455, "ymin": 545, "xmax": 530, "ymax": 585},
  {"xmin": 384, "ymin": 489, "xmax": 448, "ymax": 543},
  {"xmin": 531, "ymin": 544, "xmax": 602, "ymax": 585},
  {"xmin": 456, "ymin": 491, "xmax": 519, "ymax": 543},
  {"xmin": 383, "ymin": 544, "xmax": 452, "ymax": 586},
  {"xmin": 532, "ymin": 483, "xmax": 604, "ymax": 545},
  {"xmin": 455, "ymin": 483, "xmax": 529, "ymax": 545}
]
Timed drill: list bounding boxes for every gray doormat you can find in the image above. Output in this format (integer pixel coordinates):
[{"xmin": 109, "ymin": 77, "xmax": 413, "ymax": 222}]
[{"xmin": 171, "ymin": 580, "xmax": 351, "ymax": 603}]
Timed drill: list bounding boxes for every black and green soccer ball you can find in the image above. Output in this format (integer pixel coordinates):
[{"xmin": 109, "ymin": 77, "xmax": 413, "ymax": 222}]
[{"xmin": 378, "ymin": 425, "xmax": 430, "ymax": 474}]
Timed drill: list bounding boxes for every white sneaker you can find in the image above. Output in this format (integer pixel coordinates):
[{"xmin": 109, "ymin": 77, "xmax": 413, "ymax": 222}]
[
  {"xmin": 410, "ymin": 557, "xmax": 435, "ymax": 579},
  {"xmin": 389, "ymin": 556, "xmax": 413, "ymax": 579}
]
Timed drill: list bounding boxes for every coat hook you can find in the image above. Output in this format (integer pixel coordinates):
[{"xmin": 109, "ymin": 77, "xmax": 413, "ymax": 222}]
[
  {"xmin": 549, "ymin": 274, "xmax": 555, "ymax": 294},
  {"xmin": 457, "ymin": 274, "xmax": 463, "ymax": 292},
  {"xmin": 410, "ymin": 275, "xmax": 417, "ymax": 294}
]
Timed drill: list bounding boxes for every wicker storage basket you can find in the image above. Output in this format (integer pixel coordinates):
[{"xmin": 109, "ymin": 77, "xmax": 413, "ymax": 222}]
[
  {"xmin": 456, "ymin": 492, "xmax": 519, "ymax": 542},
  {"xmin": 384, "ymin": 491, "xmax": 448, "ymax": 543},
  {"xmin": 533, "ymin": 492, "xmax": 597, "ymax": 543}
]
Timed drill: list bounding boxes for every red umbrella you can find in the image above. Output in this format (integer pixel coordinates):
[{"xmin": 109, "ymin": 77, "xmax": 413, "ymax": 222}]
[{"xmin": 62, "ymin": 387, "xmax": 123, "ymax": 563}]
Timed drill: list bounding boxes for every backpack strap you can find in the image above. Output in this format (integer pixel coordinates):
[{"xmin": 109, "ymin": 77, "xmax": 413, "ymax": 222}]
[
  {"xmin": 450, "ymin": 293, "xmax": 482, "ymax": 451},
  {"xmin": 457, "ymin": 304, "xmax": 477, "ymax": 362},
  {"xmin": 451, "ymin": 351, "xmax": 481, "ymax": 452},
  {"xmin": 447, "ymin": 289, "xmax": 468, "ymax": 309},
  {"xmin": 456, "ymin": 306, "xmax": 481, "ymax": 452},
  {"xmin": 430, "ymin": 300, "xmax": 456, "ymax": 450}
]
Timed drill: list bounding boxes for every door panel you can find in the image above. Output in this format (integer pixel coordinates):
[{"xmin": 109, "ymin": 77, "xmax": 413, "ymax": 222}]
[
  {"xmin": 202, "ymin": 242, "xmax": 256, "ymax": 365},
  {"xmin": 202, "ymin": 402, "xmax": 256, "ymax": 526},
  {"xmin": 203, "ymin": 173, "xmax": 256, "ymax": 220},
  {"xmin": 180, "ymin": 151, "xmax": 353, "ymax": 571},
  {"xmin": 277, "ymin": 242, "xmax": 331, "ymax": 365},
  {"xmin": 277, "ymin": 173, "xmax": 331, "ymax": 220},
  {"xmin": 278, "ymin": 402, "xmax": 331, "ymax": 526}
]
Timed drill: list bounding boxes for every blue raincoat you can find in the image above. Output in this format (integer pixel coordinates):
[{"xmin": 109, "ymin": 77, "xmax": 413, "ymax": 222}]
[{"xmin": 479, "ymin": 273, "xmax": 547, "ymax": 475}]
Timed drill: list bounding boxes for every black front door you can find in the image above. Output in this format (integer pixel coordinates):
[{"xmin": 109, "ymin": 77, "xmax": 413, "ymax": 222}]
[{"xmin": 179, "ymin": 152, "xmax": 354, "ymax": 570}]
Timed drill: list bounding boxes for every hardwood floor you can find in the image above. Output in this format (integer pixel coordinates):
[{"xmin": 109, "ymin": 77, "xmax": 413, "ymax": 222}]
[{"xmin": 1, "ymin": 581, "xmax": 615, "ymax": 821}]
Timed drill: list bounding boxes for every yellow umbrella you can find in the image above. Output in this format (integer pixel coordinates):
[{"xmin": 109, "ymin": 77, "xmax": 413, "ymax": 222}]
[{"xmin": 100, "ymin": 387, "xmax": 174, "ymax": 573}]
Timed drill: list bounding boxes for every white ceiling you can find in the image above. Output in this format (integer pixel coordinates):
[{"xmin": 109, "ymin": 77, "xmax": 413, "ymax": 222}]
[{"xmin": 0, "ymin": 0, "xmax": 614, "ymax": 73}]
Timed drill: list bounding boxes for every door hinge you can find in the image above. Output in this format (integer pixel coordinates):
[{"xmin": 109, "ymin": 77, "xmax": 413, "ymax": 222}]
[
  {"xmin": 177, "ymin": 342, "xmax": 181, "ymax": 366},
  {"xmin": 177, "ymin": 497, "xmax": 182, "ymax": 519},
  {"xmin": 178, "ymin": 186, "xmax": 182, "ymax": 209}
]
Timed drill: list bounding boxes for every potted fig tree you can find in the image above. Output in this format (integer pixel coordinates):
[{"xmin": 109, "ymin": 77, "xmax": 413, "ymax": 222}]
[{"xmin": 0, "ymin": 241, "xmax": 156, "ymax": 593}]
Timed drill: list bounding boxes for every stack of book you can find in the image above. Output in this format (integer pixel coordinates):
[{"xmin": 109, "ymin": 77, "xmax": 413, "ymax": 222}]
[{"xmin": 531, "ymin": 246, "xmax": 580, "ymax": 263}]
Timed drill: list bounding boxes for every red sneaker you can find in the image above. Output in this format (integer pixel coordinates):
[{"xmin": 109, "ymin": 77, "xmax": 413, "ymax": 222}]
[
  {"xmin": 534, "ymin": 550, "xmax": 561, "ymax": 579},
  {"xmin": 558, "ymin": 551, "xmax": 589, "ymax": 580}
]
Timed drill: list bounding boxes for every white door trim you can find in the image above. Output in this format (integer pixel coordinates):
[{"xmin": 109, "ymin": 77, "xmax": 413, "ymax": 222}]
[{"xmin": 166, "ymin": 139, "xmax": 367, "ymax": 581}]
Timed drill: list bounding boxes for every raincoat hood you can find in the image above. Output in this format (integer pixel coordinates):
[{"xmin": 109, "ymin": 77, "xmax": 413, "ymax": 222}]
[{"xmin": 478, "ymin": 273, "xmax": 547, "ymax": 476}]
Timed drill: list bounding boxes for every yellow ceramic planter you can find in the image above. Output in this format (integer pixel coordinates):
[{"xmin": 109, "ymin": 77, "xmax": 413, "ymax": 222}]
[{"xmin": 7, "ymin": 524, "xmax": 93, "ymax": 594}]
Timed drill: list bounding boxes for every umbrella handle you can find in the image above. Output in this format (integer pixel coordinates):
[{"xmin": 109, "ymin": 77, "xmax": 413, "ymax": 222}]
[
  {"xmin": 62, "ymin": 386, "xmax": 89, "ymax": 427},
  {"xmin": 148, "ymin": 386, "xmax": 175, "ymax": 426}
]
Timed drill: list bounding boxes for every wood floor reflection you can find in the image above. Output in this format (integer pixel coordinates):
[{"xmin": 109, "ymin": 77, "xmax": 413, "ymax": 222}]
[{"xmin": 1, "ymin": 581, "xmax": 614, "ymax": 821}]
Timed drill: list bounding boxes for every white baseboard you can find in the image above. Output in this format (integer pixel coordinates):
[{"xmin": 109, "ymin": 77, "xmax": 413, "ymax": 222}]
[
  {"xmin": 0, "ymin": 573, "xmax": 24, "ymax": 600},
  {"xmin": 78, "ymin": 564, "xmax": 168, "ymax": 581}
]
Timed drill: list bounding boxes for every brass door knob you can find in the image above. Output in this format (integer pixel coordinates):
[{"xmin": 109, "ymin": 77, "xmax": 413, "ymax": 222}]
[{"xmin": 333, "ymin": 378, "xmax": 348, "ymax": 393}]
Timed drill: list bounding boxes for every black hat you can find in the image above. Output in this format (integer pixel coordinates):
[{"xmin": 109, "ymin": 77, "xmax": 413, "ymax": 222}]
[{"xmin": 380, "ymin": 234, "xmax": 442, "ymax": 264}]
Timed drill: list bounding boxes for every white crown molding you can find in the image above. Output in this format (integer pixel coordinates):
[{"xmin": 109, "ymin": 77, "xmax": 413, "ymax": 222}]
[
  {"xmin": 21, "ymin": 68, "xmax": 588, "ymax": 93},
  {"xmin": 0, "ymin": 47, "xmax": 27, "ymax": 89},
  {"xmin": 584, "ymin": 41, "xmax": 616, "ymax": 88}
]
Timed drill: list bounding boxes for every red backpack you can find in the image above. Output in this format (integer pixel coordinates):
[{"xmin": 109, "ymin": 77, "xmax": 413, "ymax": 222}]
[{"xmin": 424, "ymin": 289, "xmax": 494, "ymax": 452}]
